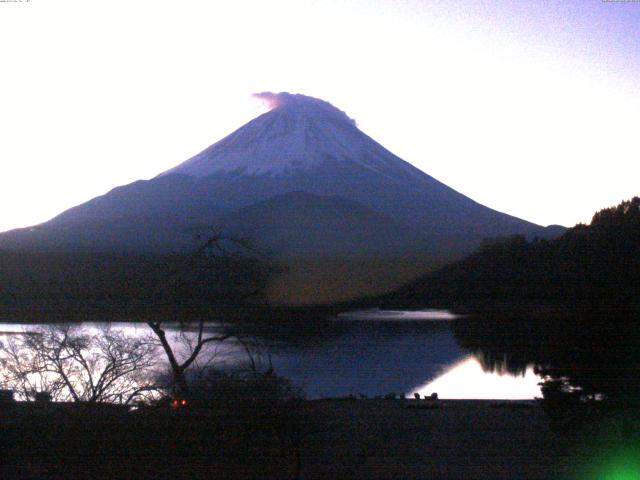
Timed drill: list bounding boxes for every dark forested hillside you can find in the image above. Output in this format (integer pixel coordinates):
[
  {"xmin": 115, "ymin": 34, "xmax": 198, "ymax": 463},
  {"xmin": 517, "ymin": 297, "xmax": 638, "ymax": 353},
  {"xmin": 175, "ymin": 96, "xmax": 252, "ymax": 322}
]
[
  {"xmin": 391, "ymin": 197, "xmax": 640, "ymax": 309},
  {"xmin": 0, "ymin": 245, "xmax": 273, "ymax": 321}
]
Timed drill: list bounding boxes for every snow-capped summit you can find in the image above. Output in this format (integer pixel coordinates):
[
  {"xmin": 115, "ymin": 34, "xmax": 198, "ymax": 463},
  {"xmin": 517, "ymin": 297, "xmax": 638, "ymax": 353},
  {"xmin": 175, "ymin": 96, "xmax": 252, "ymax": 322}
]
[
  {"xmin": 160, "ymin": 92, "xmax": 421, "ymax": 179},
  {"xmin": 252, "ymin": 92, "xmax": 356, "ymax": 126}
]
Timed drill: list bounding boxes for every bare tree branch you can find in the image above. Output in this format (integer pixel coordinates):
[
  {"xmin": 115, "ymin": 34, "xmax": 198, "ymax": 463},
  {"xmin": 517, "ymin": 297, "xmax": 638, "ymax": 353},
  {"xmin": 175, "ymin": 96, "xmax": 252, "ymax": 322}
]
[{"xmin": 0, "ymin": 326, "xmax": 160, "ymax": 404}]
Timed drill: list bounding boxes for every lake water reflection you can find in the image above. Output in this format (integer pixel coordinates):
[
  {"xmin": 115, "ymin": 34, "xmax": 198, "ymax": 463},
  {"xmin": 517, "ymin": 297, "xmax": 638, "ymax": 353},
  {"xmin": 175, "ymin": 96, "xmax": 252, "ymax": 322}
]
[
  {"xmin": 0, "ymin": 309, "xmax": 543, "ymax": 400},
  {"xmin": 413, "ymin": 356, "xmax": 541, "ymax": 400}
]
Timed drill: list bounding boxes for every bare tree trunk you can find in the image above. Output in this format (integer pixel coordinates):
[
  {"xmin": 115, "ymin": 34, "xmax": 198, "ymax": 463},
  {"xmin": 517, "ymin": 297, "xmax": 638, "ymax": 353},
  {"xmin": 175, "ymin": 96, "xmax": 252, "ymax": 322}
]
[
  {"xmin": 147, "ymin": 319, "xmax": 230, "ymax": 398},
  {"xmin": 145, "ymin": 234, "xmax": 267, "ymax": 398},
  {"xmin": 147, "ymin": 321, "xmax": 189, "ymax": 396}
]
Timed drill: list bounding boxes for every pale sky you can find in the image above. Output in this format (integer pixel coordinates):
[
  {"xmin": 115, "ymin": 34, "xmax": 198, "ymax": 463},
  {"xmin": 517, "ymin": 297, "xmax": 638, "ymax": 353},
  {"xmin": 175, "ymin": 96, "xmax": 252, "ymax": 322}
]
[{"xmin": 1, "ymin": 0, "xmax": 638, "ymax": 233}]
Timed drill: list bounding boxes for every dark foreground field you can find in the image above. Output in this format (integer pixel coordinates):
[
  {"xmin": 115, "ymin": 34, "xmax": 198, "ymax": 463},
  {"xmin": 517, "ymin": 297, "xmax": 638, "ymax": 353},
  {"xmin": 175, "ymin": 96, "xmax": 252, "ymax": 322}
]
[
  {"xmin": 300, "ymin": 399, "xmax": 575, "ymax": 479},
  {"xmin": 1, "ymin": 398, "xmax": 608, "ymax": 480}
]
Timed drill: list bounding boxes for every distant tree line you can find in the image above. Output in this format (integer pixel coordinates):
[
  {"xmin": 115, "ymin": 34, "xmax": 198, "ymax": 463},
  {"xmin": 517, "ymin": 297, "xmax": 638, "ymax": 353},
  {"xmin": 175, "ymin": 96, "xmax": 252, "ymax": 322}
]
[
  {"xmin": 0, "ymin": 236, "xmax": 274, "ymax": 321},
  {"xmin": 392, "ymin": 197, "xmax": 640, "ymax": 310}
]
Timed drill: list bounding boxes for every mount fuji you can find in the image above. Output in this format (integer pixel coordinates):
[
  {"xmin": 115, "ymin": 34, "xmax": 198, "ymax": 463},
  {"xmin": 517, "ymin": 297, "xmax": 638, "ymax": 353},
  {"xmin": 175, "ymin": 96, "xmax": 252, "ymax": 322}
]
[{"xmin": 0, "ymin": 92, "xmax": 561, "ymax": 303}]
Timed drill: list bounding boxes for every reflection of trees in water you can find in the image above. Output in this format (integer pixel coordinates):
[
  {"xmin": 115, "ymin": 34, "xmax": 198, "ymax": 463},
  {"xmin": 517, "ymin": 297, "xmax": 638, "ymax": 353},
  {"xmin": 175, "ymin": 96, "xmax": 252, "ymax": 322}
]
[
  {"xmin": 453, "ymin": 315, "xmax": 546, "ymax": 377},
  {"xmin": 473, "ymin": 351, "xmax": 530, "ymax": 377},
  {"xmin": 453, "ymin": 310, "xmax": 640, "ymax": 407},
  {"xmin": 534, "ymin": 313, "xmax": 640, "ymax": 406}
]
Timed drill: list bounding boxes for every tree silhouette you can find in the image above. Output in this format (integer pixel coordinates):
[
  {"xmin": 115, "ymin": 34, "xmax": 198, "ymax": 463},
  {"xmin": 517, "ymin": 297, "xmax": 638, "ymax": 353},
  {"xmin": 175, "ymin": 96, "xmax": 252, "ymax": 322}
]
[
  {"xmin": 146, "ymin": 234, "xmax": 273, "ymax": 399},
  {"xmin": 0, "ymin": 325, "xmax": 159, "ymax": 404}
]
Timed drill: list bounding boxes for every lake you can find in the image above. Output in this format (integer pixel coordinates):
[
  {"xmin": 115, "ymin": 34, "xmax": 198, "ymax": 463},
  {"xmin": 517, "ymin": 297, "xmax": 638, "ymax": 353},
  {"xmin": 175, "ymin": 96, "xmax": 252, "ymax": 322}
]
[{"xmin": 0, "ymin": 309, "xmax": 543, "ymax": 400}]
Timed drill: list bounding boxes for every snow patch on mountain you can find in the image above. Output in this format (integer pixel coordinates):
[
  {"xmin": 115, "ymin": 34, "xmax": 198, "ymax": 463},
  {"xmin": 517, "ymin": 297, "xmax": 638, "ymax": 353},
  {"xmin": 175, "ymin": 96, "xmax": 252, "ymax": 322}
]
[
  {"xmin": 252, "ymin": 92, "xmax": 357, "ymax": 126},
  {"xmin": 159, "ymin": 92, "xmax": 423, "ymax": 179}
]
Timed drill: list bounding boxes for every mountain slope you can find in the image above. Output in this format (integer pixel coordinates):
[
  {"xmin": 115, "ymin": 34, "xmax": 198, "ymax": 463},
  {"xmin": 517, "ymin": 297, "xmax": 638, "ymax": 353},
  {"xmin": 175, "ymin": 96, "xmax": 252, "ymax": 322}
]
[
  {"xmin": 217, "ymin": 191, "xmax": 433, "ymax": 258},
  {"xmin": 157, "ymin": 92, "xmax": 549, "ymax": 245},
  {"xmin": 160, "ymin": 92, "xmax": 424, "ymax": 179},
  {"xmin": 4, "ymin": 93, "xmax": 556, "ymax": 253},
  {"xmin": 0, "ymin": 92, "xmax": 563, "ymax": 304}
]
